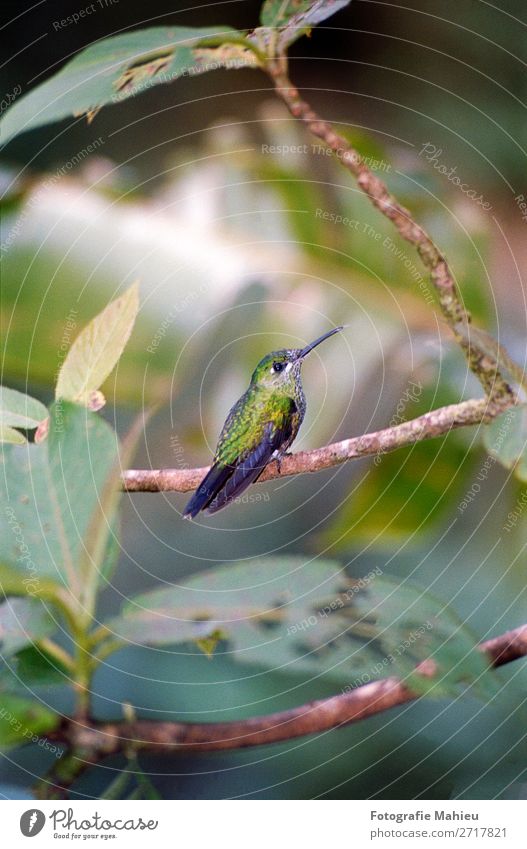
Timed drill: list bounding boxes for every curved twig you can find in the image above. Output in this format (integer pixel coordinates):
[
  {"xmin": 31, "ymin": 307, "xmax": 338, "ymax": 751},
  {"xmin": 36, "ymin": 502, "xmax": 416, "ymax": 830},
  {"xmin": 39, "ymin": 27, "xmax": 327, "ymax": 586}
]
[
  {"xmin": 266, "ymin": 62, "xmax": 514, "ymax": 408},
  {"xmin": 123, "ymin": 396, "xmax": 507, "ymax": 492}
]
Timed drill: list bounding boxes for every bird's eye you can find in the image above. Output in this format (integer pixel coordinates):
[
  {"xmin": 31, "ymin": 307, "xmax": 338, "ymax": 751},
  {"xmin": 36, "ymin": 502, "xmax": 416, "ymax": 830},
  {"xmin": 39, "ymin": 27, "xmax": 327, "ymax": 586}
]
[{"xmin": 272, "ymin": 361, "xmax": 284, "ymax": 373}]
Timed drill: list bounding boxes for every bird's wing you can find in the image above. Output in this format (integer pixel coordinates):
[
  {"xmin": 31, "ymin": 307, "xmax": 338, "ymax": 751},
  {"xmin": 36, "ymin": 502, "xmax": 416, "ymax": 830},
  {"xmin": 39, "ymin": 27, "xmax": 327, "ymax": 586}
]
[
  {"xmin": 183, "ymin": 396, "xmax": 299, "ymax": 518},
  {"xmin": 205, "ymin": 412, "xmax": 294, "ymax": 514}
]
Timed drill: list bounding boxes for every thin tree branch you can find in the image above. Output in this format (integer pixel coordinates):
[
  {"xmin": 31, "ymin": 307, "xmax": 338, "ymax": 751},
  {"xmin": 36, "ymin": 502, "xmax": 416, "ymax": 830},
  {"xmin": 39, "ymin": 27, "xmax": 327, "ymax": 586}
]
[
  {"xmin": 266, "ymin": 61, "xmax": 514, "ymax": 408},
  {"xmin": 122, "ymin": 396, "xmax": 509, "ymax": 492},
  {"xmin": 49, "ymin": 624, "xmax": 527, "ymax": 758}
]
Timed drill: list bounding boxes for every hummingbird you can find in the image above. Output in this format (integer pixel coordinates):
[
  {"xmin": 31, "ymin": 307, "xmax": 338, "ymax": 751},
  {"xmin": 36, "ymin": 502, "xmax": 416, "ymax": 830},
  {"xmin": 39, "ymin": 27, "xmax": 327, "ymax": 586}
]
[{"xmin": 183, "ymin": 326, "xmax": 344, "ymax": 518}]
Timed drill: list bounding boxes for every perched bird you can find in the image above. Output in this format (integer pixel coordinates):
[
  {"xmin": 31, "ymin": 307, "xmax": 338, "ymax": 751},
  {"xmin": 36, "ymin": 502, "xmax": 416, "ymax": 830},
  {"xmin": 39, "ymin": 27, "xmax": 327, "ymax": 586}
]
[{"xmin": 183, "ymin": 326, "xmax": 344, "ymax": 518}]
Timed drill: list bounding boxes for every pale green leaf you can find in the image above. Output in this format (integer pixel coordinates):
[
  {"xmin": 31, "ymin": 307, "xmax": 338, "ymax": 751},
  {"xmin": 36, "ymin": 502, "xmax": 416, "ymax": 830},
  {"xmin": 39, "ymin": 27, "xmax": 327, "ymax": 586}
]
[
  {"xmin": 55, "ymin": 282, "xmax": 139, "ymax": 407},
  {"xmin": 0, "ymin": 562, "xmax": 63, "ymax": 600},
  {"xmin": 483, "ymin": 404, "xmax": 527, "ymax": 481},
  {"xmin": 79, "ymin": 408, "xmax": 151, "ymax": 608},
  {"xmin": 0, "ymin": 402, "xmax": 119, "ymax": 592},
  {"xmin": 0, "ymin": 387, "xmax": 47, "ymax": 431},
  {"xmin": 0, "ymin": 27, "xmax": 246, "ymax": 144},
  {"xmin": 0, "ymin": 597, "xmax": 56, "ymax": 657}
]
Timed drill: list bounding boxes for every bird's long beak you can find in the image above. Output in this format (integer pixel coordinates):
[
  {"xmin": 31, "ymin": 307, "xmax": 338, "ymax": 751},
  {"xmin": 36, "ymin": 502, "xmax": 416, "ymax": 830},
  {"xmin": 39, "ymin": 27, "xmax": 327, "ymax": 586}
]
[{"xmin": 297, "ymin": 326, "xmax": 344, "ymax": 359}]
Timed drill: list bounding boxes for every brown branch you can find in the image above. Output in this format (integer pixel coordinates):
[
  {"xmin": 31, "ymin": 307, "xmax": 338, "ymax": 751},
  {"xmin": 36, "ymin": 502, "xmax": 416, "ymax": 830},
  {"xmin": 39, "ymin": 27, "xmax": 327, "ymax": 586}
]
[
  {"xmin": 50, "ymin": 624, "xmax": 527, "ymax": 758},
  {"xmin": 266, "ymin": 62, "xmax": 514, "ymax": 408},
  {"xmin": 123, "ymin": 396, "xmax": 504, "ymax": 492}
]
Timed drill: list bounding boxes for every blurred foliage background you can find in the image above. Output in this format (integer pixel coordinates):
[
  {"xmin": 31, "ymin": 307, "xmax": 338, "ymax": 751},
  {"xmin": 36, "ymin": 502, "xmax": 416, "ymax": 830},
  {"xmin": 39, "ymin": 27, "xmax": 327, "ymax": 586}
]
[{"xmin": 1, "ymin": 0, "xmax": 526, "ymax": 799}]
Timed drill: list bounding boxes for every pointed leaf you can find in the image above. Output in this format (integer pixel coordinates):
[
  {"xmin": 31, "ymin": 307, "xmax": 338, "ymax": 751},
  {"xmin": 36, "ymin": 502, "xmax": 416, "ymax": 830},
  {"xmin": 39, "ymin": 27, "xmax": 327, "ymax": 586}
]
[
  {"xmin": 0, "ymin": 27, "xmax": 247, "ymax": 144},
  {"xmin": 0, "ymin": 388, "xmax": 47, "ymax": 431},
  {"xmin": 55, "ymin": 282, "xmax": 139, "ymax": 407}
]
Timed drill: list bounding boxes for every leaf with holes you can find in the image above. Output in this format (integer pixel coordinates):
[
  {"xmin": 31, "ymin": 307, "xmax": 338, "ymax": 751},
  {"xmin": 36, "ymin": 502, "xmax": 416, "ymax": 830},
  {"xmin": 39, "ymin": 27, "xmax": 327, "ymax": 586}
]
[
  {"xmin": 0, "ymin": 27, "xmax": 249, "ymax": 144},
  {"xmin": 105, "ymin": 558, "xmax": 492, "ymax": 696},
  {"xmin": 55, "ymin": 282, "xmax": 139, "ymax": 408}
]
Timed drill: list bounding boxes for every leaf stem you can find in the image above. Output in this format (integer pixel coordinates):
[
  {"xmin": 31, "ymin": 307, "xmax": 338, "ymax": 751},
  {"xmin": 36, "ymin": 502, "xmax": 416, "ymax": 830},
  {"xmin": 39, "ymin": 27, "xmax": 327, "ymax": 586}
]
[{"xmin": 36, "ymin": 638, "xmax": 76, "ymax": 674}]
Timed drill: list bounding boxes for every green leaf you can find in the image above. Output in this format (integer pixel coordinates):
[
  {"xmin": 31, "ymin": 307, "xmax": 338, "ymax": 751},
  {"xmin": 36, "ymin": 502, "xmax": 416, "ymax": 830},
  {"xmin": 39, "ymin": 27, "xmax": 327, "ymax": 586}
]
[
  {"xmin": 0, "ymin": 402, "xmax": 119, "ymax": 593},
  {"xmin": 10, "ymin": 645, "xmax": 71, "ymax": 686},
  {"xmin": 105, "ymin": 558, "xmax": 490, "ymax": 695},
  {"xmin": 0, "ymin": 387, "xmax": 48, "ymax": 435},
  {"xmin": 55, "ymin": 282, "xmax": 139, "ymax": 408},
  {"xmin": 0, "ymin": 27, "xmax": 248, "ymax": 144},
  {"xmin": 0, "ymin": 425, "xmax": 26, "ymax": 445},
  {"xmin": 0, "ymin": 562, "xmax": 63, "ymax": 600},
  {"xmin": 260, "ymin": 0, "xmax": 351, "ymax": 49},
  {"xmin": 78, "ymin": 409, "xmax": 148, "ymax": 610},
  {"xmin": 326, "ymin": 434, "xmax": 474, "ymax": 549},
  {"xmin": 0, "ymin": 692, "xmax": 59, "ymax": 750},
  {"xmin": 483, "ymin": 405, "xmax": 527, "ymax": 481},
  {"xmin": 0, "ymin": 598, "xmax": 56, "ymax": 657}
]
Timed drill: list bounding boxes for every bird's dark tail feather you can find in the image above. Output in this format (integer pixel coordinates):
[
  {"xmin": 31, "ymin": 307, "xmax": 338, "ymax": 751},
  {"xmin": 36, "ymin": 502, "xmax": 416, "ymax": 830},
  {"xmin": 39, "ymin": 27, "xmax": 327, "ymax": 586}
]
[
  {"xmin": 205, "ymin": 435, "xmax": 278, "ymax": 514},
  {"xmin": 182, "ymin": 462, "xmax": 234, "ymax": 519}
]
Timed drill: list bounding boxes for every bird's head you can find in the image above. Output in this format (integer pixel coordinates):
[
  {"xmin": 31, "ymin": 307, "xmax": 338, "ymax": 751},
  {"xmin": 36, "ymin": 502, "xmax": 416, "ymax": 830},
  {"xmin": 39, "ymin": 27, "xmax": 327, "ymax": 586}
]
[{"xmin": 250, "ymin": 326, "xmax": 344, "ymax": 389}]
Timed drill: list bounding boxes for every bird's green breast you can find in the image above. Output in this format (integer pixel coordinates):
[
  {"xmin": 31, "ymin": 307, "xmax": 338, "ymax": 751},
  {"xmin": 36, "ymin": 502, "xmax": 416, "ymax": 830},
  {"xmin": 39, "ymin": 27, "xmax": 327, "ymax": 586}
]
[{"xmin": 215, "ymin": 387, "xmax": 301, "ymax": 466}]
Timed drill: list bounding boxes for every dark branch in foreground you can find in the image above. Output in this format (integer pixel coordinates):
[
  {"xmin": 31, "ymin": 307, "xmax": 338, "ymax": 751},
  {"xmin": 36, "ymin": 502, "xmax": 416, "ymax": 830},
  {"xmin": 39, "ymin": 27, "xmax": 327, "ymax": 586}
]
[
  {"xmin": 123, "ymin": 397, "xmax": 510, "ymax": 493},
  {"xmin": 50, "ymin": 624, "xmax": 527, "ymax": 759}
]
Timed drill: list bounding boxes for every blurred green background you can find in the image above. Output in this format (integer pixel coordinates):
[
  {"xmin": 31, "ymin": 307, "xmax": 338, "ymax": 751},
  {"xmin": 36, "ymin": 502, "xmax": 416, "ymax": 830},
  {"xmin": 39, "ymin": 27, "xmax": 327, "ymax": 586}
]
[{"xmin": 1, "ymin": 0, "xmax": 526, "ymax": 799}]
